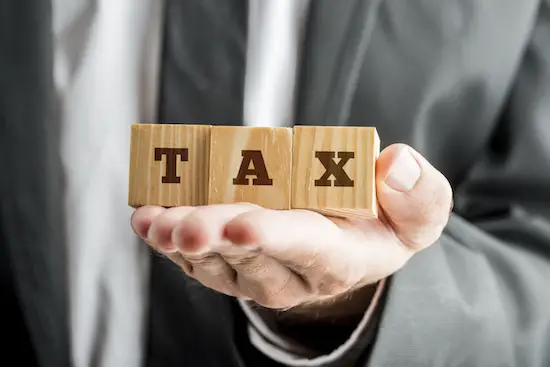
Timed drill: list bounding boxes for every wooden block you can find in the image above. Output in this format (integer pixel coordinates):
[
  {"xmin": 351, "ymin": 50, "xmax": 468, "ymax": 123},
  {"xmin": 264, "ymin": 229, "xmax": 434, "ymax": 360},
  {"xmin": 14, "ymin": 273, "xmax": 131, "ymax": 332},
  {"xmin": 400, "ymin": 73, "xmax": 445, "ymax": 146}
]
[
  {"xmin": 291, "ymin": 126, "xmax": 379, "ymax": 219},
  {"xmin": 208, "ymin": 126, "xmax": 293, "ymax": 209},
  {"xmin": 128, "ymin": 124, "xmax": 211, "ymax": 207}
]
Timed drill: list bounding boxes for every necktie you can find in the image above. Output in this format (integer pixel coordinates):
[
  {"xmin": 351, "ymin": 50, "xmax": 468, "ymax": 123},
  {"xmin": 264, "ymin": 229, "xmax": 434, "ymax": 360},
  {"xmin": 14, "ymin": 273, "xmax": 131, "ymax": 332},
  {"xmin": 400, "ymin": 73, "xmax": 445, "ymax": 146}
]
[
  {"xmin": 156, "ymin": 0, "xmax": 248, "ymax": 126},
  {"xmin": 146, "ymin": 1, "xmax": 248, "ymax": 365}
]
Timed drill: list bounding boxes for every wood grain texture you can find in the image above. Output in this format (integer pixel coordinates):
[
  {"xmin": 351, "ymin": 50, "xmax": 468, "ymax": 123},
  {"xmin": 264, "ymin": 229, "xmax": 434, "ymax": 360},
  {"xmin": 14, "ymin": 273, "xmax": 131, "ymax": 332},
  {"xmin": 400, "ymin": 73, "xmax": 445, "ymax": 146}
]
[
  {"xmin": 208, "ymin": 126, "xmax": 292, "ymax": 209},
  {"xmin": 128, "ymin": 124, "xmax": 210, "ymax": 207},
  {"xmin": 291, "ymin": 126, "xmax": 379, "ymax": 219}
]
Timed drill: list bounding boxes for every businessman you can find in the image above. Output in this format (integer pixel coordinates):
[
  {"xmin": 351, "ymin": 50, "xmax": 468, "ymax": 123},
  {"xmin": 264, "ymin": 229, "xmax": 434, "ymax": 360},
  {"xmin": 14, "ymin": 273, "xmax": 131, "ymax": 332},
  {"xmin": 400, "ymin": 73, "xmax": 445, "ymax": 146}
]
[{"xmin": 1, "ymin": 0, "xmax": 549, "ymax": 366}]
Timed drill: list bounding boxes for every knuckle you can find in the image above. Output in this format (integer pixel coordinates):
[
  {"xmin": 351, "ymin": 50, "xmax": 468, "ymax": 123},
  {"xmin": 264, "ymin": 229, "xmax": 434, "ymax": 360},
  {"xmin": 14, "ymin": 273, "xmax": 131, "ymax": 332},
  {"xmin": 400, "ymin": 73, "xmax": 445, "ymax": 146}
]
[
  {"xmin": 223, "ymin": 251, "xmax": 266, "ymax": 276},
  {"xmin": 315, "ymin": 275, "xmax": 352, "ymax": 296},
  {"xmin": 437, "ymin": 179, "xmax": 454, "ymax": 214},
  {"xmin": 413, "ymin": 174, "xmax": 453, "ymax": 217},
  {"xmin": 237, "ymin": 262, "xmax": 266, "ymax": 277},
  {"xmin": 253, "ymin": 289, "xmax": 286, "ymax": 309},
  {"xmin": 238, "ymin": 275, "xmax": 289, "ymax": 309},
  {"xmin": 415, "ymin": 200, "xmax": 439, "ymax": 225},
  {"xmin": 170, "ymin": 254, "xmax": 194, "ymax": 275},
  {"xmin": 434, "ymin": 177, "xmax": 454, "ymax": 216},
  {"xmin": 185, "ymin": 253, "xmax": 219, "ymax": 266},
  {"xmin": 416, "ymin": 189, "xmax": 451, "ymax": 226},
  {"xmin": 223, "ymin": 252, "xmax": 258, "ymax": 265}
]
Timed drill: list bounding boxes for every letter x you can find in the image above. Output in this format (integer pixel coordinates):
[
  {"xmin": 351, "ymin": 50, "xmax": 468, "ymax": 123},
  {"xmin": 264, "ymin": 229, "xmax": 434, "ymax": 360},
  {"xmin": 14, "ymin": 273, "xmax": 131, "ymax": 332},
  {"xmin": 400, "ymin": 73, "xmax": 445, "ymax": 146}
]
[{"xmin": 314, "ymin": 151, "xmax": 354, "ymax": 187}]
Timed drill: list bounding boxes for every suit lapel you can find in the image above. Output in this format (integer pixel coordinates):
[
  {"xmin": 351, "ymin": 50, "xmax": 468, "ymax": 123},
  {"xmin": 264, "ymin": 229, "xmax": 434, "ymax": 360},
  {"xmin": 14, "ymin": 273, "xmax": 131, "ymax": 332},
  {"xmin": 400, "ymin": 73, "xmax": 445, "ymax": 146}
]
[
  {"xmin": 296, "ymin": 0, "xmax": 384, "ymax": 126},
  {"xmin": 0, "ymin": 1, "xmax": 71, "ymax": 367}
]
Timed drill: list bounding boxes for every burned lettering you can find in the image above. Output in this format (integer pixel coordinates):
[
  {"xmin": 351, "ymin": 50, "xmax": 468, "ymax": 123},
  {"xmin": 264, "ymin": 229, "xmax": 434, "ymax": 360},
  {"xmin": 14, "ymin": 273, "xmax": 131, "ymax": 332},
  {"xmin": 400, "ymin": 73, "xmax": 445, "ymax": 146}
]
[
  {"xmin": 154, "ymin": 147, "xmax": 188, "ymax": 184},
  {"xmin": 233, "ymin": 150, "xmax": 273, "ymax": 186},
  {"xmin": 314, "ymin": 151, "xmax": 354, "ymax": 187}
]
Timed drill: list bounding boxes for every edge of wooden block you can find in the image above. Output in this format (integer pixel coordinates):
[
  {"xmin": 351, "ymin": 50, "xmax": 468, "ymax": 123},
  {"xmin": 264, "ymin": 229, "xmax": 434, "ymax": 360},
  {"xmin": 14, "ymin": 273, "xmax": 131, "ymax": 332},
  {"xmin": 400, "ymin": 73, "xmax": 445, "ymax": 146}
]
[
  {"xmin": 370, "ymin": 127, "xmax": 380, "ymax": 219},
  {"xmin": 306, "ymin": 208, "xmax": 378, "ymax": 220},
  {"xmin": 128, "ymin": 124, "xmax": 141, "ymax": 208}
]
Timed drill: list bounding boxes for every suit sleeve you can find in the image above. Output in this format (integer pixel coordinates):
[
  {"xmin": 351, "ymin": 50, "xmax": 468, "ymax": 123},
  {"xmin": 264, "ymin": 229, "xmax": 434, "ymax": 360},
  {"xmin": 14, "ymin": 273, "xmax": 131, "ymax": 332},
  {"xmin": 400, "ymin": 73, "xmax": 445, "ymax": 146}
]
[
  {"xmin": 365, "ymin": 2, "xmax": 550, "ymax": 366},
  {"xmin": 238, "ymin": 279, "xmax": 386, "ymax": 367}
]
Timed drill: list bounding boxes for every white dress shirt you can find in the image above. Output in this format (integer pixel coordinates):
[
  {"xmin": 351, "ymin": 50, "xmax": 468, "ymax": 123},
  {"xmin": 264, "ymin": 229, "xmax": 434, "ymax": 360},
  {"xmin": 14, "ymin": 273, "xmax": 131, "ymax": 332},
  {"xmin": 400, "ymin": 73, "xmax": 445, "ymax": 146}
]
[{"xmin": 53, "ymin": 1, "xmax": 380, "ymax": 366}]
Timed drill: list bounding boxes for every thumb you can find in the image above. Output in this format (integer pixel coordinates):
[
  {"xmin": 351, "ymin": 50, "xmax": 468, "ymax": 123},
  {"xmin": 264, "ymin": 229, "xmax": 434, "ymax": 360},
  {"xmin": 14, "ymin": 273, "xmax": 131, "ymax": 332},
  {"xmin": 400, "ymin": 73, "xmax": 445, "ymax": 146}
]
[{"xmin": 376, "ymin": 143, "xmax": 453, "ymax": 251}]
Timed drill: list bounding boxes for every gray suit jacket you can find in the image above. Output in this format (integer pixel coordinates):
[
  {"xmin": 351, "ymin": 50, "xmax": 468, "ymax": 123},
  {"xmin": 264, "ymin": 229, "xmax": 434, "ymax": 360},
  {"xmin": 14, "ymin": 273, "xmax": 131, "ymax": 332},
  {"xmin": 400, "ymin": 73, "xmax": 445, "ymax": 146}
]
[{"xmin": 1, "ymin": 0, "xmax": 549, "ymax": 366}]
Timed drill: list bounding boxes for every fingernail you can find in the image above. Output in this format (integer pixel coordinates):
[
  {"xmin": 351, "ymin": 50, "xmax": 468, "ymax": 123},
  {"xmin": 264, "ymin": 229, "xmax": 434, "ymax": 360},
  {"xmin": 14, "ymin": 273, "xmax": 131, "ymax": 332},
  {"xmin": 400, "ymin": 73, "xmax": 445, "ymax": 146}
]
[{"xmin": 385, "ymin": 147, "xmax": 421, "ymax": 192}]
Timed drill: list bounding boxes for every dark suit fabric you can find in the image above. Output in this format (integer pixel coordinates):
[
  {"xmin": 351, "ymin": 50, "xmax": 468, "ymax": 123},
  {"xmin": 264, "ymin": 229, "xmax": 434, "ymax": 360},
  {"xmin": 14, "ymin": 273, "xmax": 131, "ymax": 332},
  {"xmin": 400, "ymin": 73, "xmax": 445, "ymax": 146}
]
[
  {"xmin": 0, "ymin": 1, "xmax": 70, "ymax": 367},
  {"xmin": 1, "ymin": 0, "xmax": 550, "ymax": 366},
  {"xmin": 153, "ymin": 0, "xmax": 550, "ymax": 366}
]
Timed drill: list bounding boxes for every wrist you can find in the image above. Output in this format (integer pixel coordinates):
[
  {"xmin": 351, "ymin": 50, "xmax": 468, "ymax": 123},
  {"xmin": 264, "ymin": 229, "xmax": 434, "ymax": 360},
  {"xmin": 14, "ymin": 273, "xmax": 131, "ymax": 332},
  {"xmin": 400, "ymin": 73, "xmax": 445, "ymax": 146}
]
[{"xmin": 251, "ymin": 283, "xmax": 378, "ymax": 326}]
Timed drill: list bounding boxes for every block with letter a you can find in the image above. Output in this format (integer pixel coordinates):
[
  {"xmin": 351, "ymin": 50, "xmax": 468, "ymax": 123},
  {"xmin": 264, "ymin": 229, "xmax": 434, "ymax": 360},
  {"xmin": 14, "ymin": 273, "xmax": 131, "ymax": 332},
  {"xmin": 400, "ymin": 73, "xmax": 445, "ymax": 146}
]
[
  {"xmin": 128, "ymin": 123, "xmax": 211, "ymax": 208},
  {"xmin": 291, "ymin": 126, "xmax": 379, "ymax": 219},
  {"xmin": 208, "ymin": 126, "xmax": 293, "ymax": 209}
]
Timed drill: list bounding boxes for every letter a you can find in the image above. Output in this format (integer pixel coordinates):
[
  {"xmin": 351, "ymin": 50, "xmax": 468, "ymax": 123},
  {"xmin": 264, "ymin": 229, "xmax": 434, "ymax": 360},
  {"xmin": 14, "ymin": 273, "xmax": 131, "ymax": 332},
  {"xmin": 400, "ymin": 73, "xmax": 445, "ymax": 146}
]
[{"xmin": 233, "ymin": 150, "xmax": 273, "ymax": 186}]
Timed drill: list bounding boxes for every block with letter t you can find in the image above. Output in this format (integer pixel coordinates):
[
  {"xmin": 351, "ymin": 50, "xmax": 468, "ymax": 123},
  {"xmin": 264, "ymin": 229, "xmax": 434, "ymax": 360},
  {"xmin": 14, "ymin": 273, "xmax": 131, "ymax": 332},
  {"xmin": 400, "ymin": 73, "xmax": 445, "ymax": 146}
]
[
  {"xmin": 208, "ymin": 126, "xmax": 293, "ymax": 209},
  {"xmin": 291, "ymin": 126, "xmax": 379, "ymax": 219},
  {"xmin": 128, "ymin": 124, "xmax": 211, "ymax": 208}
]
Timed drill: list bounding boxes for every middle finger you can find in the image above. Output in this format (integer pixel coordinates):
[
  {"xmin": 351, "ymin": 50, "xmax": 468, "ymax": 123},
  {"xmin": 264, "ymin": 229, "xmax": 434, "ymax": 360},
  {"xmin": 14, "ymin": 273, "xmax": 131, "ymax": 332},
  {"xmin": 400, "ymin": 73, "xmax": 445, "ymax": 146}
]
[{"xmin": 172, "ymin": 203, "xmax": 260, "ymax": 255}]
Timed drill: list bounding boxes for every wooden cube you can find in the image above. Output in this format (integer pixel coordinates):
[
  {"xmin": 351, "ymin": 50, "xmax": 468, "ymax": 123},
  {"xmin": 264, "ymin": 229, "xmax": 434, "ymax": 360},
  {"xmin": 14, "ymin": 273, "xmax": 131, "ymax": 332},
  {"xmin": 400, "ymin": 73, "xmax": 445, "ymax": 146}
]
[
  {"xmin": 291, "ymin": 126, "xmax": 379, "ymax": 219},
  {"xmin": 208, "ymin": 126, "xmax": 293, "ymax": 209},
  {"xmin": 128, "ymin": 124, "xmax": 211, "ymax": 207}
]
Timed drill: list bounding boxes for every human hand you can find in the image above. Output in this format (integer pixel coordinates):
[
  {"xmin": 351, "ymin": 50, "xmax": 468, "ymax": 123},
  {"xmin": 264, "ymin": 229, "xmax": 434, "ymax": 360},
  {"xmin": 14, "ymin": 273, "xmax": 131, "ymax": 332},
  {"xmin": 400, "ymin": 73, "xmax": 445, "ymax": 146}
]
[{"xmin": 130, "ymin": 144, "xmax": 453, "ymax": 316}]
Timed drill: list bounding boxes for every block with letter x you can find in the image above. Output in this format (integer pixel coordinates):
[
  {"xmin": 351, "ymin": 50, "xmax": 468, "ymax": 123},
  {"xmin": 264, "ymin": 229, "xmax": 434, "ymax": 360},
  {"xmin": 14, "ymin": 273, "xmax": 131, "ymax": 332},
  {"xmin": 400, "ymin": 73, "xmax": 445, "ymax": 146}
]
[
  {"xmin": 128, "ymin": 124, "xmax": 379, "ymax": 219},
  {"xmin": 291, "ymin": 126, "xmax": 379, "ymax": 219}
]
